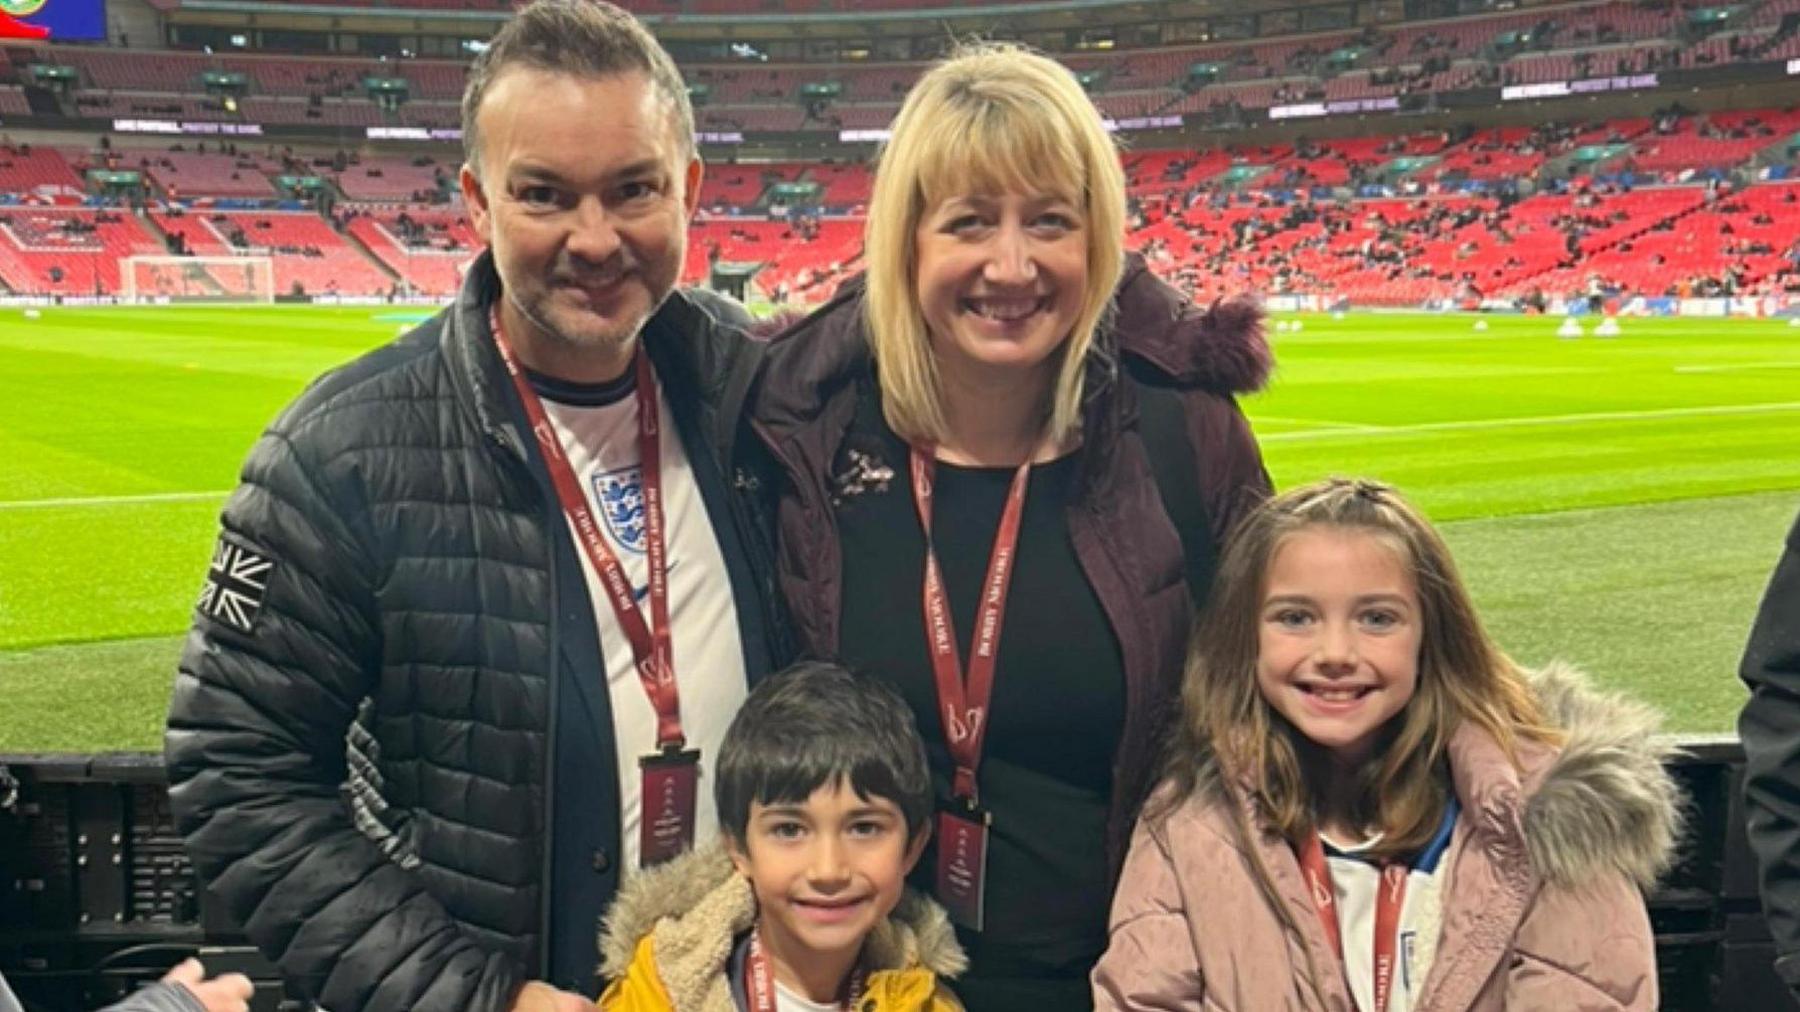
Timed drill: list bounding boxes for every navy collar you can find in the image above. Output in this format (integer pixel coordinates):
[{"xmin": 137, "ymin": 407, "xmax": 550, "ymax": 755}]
[{"xmin": 525, "ymin": 363, "xmax": 638, "ymax": 408}]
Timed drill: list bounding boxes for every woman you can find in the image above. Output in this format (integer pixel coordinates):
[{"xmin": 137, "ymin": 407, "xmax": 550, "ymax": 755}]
[{"xmin": 750, "ymin": 44, "xmax": 1272, "ymax": 1009}]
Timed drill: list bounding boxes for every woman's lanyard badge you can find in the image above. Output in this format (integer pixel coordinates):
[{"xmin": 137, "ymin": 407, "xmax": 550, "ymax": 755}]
[
  {"xmin": 493, "ymin": 310, "xmax": 700, "ymax": 868},
  {"xmin": 910, "ymin": 448, "xmax": 1032, "ymax": 931}
]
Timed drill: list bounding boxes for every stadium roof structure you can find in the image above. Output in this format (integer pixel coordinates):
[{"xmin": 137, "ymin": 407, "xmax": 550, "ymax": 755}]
[{"xmin": 156, "ymin": 0, "xmax": 1361, "ymax": 44}]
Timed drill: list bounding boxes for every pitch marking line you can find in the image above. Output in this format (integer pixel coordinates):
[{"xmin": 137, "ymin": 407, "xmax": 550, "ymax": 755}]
[
  {"xmin": 0, "ymin": 490, "xmax": 229, "ymax": 510},
  {"xmin": 1253, "ymin": 415, "xmax": 1393, "ymax": 433},
  {"xmin": 1261, "ymin": 401, "xmax": 1800, "ymax": 443},
  {"xmin": 1675, "ymin": 362, "xmax": 1800, "ymax": 374}
]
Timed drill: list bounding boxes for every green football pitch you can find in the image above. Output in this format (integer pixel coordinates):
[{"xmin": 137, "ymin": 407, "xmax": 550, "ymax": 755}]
[{"xmin": 1, "ymin": 304, "xmax": 1796, "ymax": 751}]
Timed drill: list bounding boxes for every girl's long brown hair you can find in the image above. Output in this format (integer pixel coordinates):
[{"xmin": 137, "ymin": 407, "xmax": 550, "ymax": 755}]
[{"xmin": 1160, "ymin": 477, "xmax": 1561, "ymax": 860}]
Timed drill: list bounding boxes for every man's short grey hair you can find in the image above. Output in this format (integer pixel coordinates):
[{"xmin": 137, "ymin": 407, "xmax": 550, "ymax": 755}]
[{"xmin": 461, "ymin": 0, "xmax": 695, "ymax": 180}]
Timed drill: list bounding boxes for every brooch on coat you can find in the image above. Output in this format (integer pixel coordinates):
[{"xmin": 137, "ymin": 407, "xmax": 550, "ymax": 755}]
[{"xmin": 831, "ymin": 448, "xmax": 895, "ymax": 506}]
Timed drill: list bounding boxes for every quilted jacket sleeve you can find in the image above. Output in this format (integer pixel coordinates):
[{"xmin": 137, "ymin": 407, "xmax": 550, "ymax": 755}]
[
  {"xmin": 165, "ymin": 425, "xmax": 523, "ymax": 1012},
  {"xmin": 1740, "ymin": 508, "xmax": 1800, "ymax": 1000},
  {"xmin": 1506, "ymin": 873, "xmax": 1658, "ymax": 1010},
  {"xmin": 1092, "ymin": 819, "xmax": 1205, "ymax": 1012}
]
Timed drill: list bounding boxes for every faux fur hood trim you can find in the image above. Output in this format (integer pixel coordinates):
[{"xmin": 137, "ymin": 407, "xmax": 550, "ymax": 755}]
[
  {"xmin": 1111, "ymin": 254, "xmax": 1270, "ymax": 395},
  {"xmin": 1516, "ymin": 660, "xmax": 1682, "ymax": 890},
  {"xmin": 1182, "ymin": 662, "xmax": 1681, "ymax": 892},
  {"xmin": 598, "ymin": 844, "xmax": 967, "ymax": 1003}
]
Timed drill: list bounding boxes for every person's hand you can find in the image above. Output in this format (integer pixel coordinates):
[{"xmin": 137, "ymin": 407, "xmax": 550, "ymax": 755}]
[
  {"xmin": 163, "ymin": 958, "xmax": 253, "ymax": 1012},
  {"xmin": 509, "ymin": 981, "xmax": 594, "ymax": 1012}
]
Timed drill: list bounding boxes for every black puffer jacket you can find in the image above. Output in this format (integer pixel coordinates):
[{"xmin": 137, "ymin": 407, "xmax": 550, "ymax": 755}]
[{"xmin": 165, "ymin": 253, "xmax": 779, "ymax": 1012}]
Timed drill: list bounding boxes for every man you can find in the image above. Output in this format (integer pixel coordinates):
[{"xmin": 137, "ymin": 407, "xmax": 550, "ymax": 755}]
[
  {"xmin": 165, "ymin": 4, "xmax": 780, "ymax": 1010},
  {"xmin": 1742, "ymin": 507, "xmax": 1800, "ymax": 1006}
]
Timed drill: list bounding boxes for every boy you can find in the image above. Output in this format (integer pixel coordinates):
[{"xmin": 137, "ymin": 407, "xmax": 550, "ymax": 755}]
[{"xmin": 598, "ymin": 662, "xmax": 966, "ymax": 1011}]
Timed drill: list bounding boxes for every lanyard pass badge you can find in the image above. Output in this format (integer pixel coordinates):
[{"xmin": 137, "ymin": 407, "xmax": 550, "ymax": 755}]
[
  {"xmin": 935, "ymin": 794, "xmax": 992, "ymax": 931},
  {"xmin": 640, "ymin": 743, "xmax": 701, "ymax": 867}
]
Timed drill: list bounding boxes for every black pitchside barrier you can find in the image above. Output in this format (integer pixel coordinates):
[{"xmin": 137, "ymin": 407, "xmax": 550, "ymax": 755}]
[{"xmin": 0, "ymin": 742, "xmax": 1790, "ymax": 1011}]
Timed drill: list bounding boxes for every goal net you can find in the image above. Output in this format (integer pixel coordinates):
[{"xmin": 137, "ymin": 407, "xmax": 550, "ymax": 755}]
[{"xmin": 120, "ymin": 255, "xmax": 276, "ymax": 304}]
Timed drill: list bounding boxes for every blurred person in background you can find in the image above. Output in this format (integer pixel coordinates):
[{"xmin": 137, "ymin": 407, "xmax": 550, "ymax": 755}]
[{"xmin": 1740, "ymin": 506, "xmax": 1800, "ymax": 1005}]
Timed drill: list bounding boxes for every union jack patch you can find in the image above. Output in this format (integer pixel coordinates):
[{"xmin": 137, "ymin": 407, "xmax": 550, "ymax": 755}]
[{"xmin": 197, "ymin": 536, "xmax": 274, "ymax": 634}]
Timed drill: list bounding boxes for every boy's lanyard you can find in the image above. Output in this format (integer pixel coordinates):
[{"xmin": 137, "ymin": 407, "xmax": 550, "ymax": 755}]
[
  {"xmin": 743, "ymin": 931, "xmax": 866, "ymax": 1012},
  {"xmin": 909, "ymin": 448, "xmax": 1030, "ymax": 931},
  {"xmin": 1296, "ymin": 831, "xmax": 1409, "ymax": 1012},
  {"xmin": 492, "ymin": 309, "xmax": 699, "ymax": 866}
]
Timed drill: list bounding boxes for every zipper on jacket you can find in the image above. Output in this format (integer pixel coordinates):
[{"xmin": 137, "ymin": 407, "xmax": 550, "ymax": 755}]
[
  {"xmin": 482, "ymin": 423, "xmax": 560, "ymax": 975},
  {"xmin": 537, "ymin": 490, "xmax": 560, "ymax": 975}
]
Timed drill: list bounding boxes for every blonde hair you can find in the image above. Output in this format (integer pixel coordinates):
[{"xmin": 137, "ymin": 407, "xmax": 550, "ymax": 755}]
[
  {"xmin": 862, "ymin": 42, "xmax": 1126, "ymax": 448},
  {"xmin": 1165, "ymin": 478, "xmax": 1560, "ymax": 861}
]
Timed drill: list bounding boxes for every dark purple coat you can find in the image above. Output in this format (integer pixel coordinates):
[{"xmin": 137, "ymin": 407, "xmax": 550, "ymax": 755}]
[{"xmin": 749, "ymin": 256, "xmax": 1274, "ymax": 862}]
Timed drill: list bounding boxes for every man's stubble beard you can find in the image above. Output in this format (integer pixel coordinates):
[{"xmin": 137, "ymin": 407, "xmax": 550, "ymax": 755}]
[{"xmin": 522, "ymin": 242, "xmax": 684, "ymax": 354}]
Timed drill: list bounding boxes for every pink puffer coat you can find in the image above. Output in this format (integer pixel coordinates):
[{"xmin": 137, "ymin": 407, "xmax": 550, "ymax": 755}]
[{"xmin": 1093, "ymin": 664, "xmax": 1680, "ymax": 1012}]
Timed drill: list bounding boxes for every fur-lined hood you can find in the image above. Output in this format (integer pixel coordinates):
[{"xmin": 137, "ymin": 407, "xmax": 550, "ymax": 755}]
[
  {"xmin": 598, "ymin": 845, "xmax": 966, "ymax": 1010},
  {"xmin": 1510, "ymin": 660, "xmax": 1682, "ymax": 889},
  {"xmin": 1186, "ymin": 661, "xmax": 1681, "ymax": 891}
]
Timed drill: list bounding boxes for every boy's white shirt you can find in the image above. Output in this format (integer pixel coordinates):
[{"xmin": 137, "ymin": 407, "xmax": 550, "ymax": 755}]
[
  {"xmin": 543, "ymin": 376, "xmax": 749, "ymax": 873},
  {"xmin": 774, "ymin": 981, "xmax": 849, "ymax": 1012}
]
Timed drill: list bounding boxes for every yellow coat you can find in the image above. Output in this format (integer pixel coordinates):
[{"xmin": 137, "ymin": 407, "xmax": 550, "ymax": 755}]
[{"xmin": 598, "ymin": 846, "xmax": 965, "ymax": 1012}]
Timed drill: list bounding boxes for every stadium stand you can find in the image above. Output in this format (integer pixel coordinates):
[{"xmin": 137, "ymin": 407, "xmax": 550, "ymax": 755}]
[
  {"xmin": 149, "ymin": 209, "xmax": 393, "ymax": 297},
  {"xmin": 136, "ymin": 149, "xmax": 280, "ymax": 199},
  {"xmin": 0, "ymin": 208, "xmax": 162, "ymax": 295},
  {"xmin": 342, "ymin": 204, "xmax": 476, "ymax": 296},
  {"xmin": 10, "ymin": 0, "xmax": 1789, "ymax": 135},
  {"xmin": 0, "ymin": 144, "xmax": 86, "ymax": 198},
  {"xmin": 0, "ymin": 0, "xmax": 1797, "ymax": 311},
  {"xmin": 329, "ymin": 154, "xmax": 452, "ymax": 202}
]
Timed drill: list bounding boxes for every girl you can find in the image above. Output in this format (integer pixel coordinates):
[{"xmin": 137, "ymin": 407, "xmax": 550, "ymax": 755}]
[{"xmin": 1092, "ymin": 478, "xmax": 1679, "ymax": 1012}]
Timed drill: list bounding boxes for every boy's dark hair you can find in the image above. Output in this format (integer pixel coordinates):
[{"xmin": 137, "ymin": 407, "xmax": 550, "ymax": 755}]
[{"xmin": 716, "ymin": 662, "xmax": 931, "ymax": 844}]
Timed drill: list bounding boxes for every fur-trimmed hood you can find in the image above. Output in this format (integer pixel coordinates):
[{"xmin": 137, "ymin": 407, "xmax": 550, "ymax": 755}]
[
  {"xmin": 598, "ymin": 844, "xmax": 966, "ymax": 1011},
  {"xmin": 1510, "ymin": 660, "xmax": 1682, "ymax": 890},
  {"xmin": 1186, "ymin": 661, "xmax": 1681, "ymax": 891},
  {"xmin": 1109, "ymin": 253, "xmax": 1270, "ymax": 395}
]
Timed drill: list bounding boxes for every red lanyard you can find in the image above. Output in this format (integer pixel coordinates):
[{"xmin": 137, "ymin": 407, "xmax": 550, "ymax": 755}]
[
  {"xmin": 744, "ymin": 930, "xmax": 865, "ymax": 1012},
  {"xmin": 1296, "ymin": 832, "xmax": 1409, "ymax": 1012},
  {"xmin": 909, "ymin": 448, "xmax": 1031, "ymax": 806},
  {"xmin": 491, "ymin": 309, "xmax": 684, "ymax": 749}
]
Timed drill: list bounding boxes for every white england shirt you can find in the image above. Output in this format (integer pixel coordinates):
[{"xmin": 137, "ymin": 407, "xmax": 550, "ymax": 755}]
[
  {"xmin": 1319, "ymin": 797, "xmax": 1460, "ymax": 1012},
  {"xmin": 540, "ymin": 367, "xmax": 748, "ymax": 873}
]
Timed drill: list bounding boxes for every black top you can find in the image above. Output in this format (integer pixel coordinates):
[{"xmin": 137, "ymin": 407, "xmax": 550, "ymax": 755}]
[{"xmin": 835, "ymin": 396, "xmax": 1126, "ymax": 1011}]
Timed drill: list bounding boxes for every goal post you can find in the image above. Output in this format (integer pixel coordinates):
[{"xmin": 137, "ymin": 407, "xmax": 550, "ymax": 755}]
[{"xmin": 120, "ymin": 255, "xmax": 276, "ymax": 304}]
